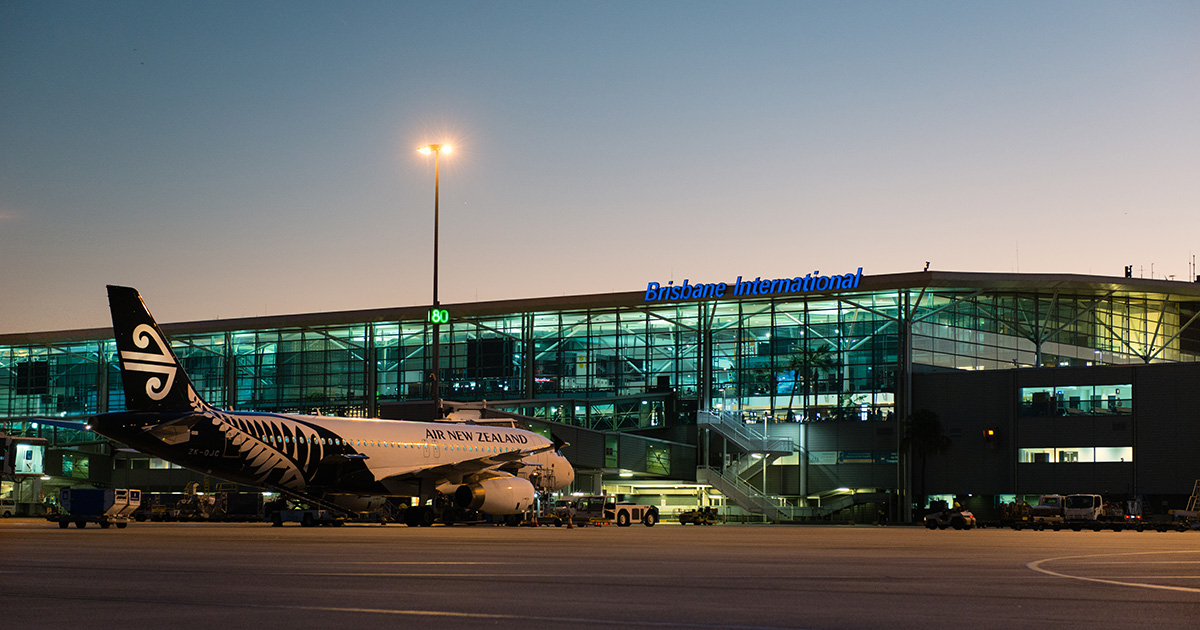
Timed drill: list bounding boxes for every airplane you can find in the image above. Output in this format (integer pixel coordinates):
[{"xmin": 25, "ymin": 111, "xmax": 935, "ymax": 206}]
[{"xmin": 89, "ymin": 285, "xmax": 574, "ymax": 526}]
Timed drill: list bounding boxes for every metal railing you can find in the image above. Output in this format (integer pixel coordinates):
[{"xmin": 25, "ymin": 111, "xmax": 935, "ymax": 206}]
[
  {"xmin": 696, "ymin": 466, "xmax": 789, "ymax": 522},
  {"xmin": 698, "ymin": 465, "xmax": 889, "ymax": 522},
  {"xmin": 697, "ymin": 410, "xmax": 794, "ymax": 454}
]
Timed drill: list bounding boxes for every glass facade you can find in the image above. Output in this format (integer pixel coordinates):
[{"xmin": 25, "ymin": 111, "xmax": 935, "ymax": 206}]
[{"xmin": 2, "ymin": 275, "xmax": 1199, "ymax": 430}]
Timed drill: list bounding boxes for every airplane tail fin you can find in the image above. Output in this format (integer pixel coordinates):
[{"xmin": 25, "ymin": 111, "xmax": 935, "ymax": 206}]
[{"xmin": 107, "ymin": 285, "xmax": 207, "ymax": 413}]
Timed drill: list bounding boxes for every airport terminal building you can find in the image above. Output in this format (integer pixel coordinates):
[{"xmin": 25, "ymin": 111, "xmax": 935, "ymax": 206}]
[{"xmin": 3, "ymin": 269, "xmax": 1200, "ymax": 522}]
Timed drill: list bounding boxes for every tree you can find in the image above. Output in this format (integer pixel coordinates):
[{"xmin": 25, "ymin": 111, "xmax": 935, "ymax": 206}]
[
  {"xmin": 782, "ymin": 344, "xmax": 838, "ymax": 421},
  {"xmin": 901, "ymin": 408, "xmax": 952, "ymax": 510}
]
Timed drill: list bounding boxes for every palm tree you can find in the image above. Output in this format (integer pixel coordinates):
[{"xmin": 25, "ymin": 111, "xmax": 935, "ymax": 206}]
[
  {"xmin": 783, "ymin": 344, "xmax": 838, "ymax": 421},
  {"xmin": 901, "ymin": 408, "xmax": 952, "ymax": 510}
]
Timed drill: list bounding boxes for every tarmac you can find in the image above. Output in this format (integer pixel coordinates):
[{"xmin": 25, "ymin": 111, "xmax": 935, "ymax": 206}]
[{"xmin": 2, "ymin": 518, "xmax": 1198, "ymax": 629}]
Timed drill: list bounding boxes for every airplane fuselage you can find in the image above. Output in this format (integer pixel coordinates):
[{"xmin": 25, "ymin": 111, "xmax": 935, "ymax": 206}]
[{"xmin": 93, "ymin": 407, "xmax": 573, "ymax": 500}]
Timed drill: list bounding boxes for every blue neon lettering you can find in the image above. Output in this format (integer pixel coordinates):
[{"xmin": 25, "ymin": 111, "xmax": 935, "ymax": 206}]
[{"xmin": 643, "ymin": 268, "xmax": 864, "ymax": 302}]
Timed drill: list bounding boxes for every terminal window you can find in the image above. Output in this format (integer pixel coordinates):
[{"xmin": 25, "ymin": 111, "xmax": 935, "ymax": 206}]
[
  {"xmin": 1018, "ymin": 447, "xmax": 1132, "ymax": 463},
  {"xmin": 1020, "ymin": 384, "xmax": 1131, "ymax": 417}
]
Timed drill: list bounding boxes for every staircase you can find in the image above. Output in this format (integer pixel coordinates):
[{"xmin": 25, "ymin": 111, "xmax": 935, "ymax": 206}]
[
  {"xmin": 698, "ymin": 465, "xmax": 890, "ymax": 522},
  {"xmin": 697, "ymin": 410, "xmax": 794, "ymax": 454},
  {"xmin": 697, "ymin": 409, "xmax": 885, "ymax": 521},
  {"xmin": 696, "ymin": 465, "xmax": 790, "ymax": 522}
]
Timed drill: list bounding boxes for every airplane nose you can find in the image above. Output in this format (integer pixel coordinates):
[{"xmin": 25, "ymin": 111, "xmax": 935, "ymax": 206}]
[{"xmin": 560, "ymin": 456, "xmax": 575, "ymax": 486}]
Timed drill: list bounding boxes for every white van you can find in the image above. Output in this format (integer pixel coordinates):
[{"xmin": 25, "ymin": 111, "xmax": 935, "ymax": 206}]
[{"xmin": 0, "ymin": 497, "xmax": 16, "ymax": 517}]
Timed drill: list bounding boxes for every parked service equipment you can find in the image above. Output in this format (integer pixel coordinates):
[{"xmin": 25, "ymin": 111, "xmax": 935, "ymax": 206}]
[
  {"xmin": 924, "ymin": 508, "xmax": 976, "ymax": 530},
  {"xmin": 50, "ymin": 488, "xmax": 140, "ymax": 529},
  {"xmin": 605, "ymin": 502, "xmax": 659, "ymax": 527},
  {"xmin": 677, "ymin": 508, "xmax": 720, "ymax": 525}
]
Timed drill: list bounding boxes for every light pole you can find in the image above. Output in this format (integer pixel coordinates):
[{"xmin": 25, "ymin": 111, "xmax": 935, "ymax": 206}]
[{"xmin": 418, "ymin": 143, "xmax": 450, "ymax": 416}]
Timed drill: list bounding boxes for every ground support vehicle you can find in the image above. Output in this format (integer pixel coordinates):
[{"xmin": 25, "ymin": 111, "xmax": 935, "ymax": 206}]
[
  {"xmin": 1005, "ymin": 494, "xmax": 1066, "ymax": 530},
  {"xmin": 268, "ymin": 507, "xmax": 344, "ymax": 527},
  {"xmin": 606, "ymin": 502, "xmax": 659, "ymax": 527},
  {"xmin": 549, "ymin": 495, "xmax": 608, "ymax": 527},
  {"xmin": 924, "ymin": 508, "xmax": 976, "ymax": 530},
  {"xmin": 546, "ymin": 495, "xmax": 658, "ymax": 527},
  {"xmin": 49, "ymin": 488, "xmax": 140, "ymax": 529},
  {"xmin": 677, "ymin": 508, "xmax": 720, "ymax": 525},
  {"xmin": 1004, "ymin": 494, "xmax": 1189, "ymax": 531},
  {"xmin": 1061, "ymin": 494, "xmax": 1139, "ymax": 531},
  {"xmin": 264, "ymin": 498, "xmax": 345, "ymax": 527}
]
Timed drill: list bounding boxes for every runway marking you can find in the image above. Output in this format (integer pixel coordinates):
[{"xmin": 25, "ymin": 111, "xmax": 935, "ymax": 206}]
[
  {"xmin": 347, "ymin": 561, "xmax": 505, "ymax": 565},
  {"xmin": 1027, "ymin": 551, "xmax": 1200, "ymax": 594},
  {"xmin": 2, "ymin": 589, "xmax": 820, "ymax": 629},
  {"xmin": 290, "ymin": 604, "xmax": 820, "ymax": 629},
  {"xmin": 294, "ymin": 572, "xmax": 542, "ymax": 578}
]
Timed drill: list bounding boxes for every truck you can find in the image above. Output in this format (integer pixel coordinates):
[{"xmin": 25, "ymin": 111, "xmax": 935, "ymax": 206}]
[
  {"xmin": 1062, "ymin": 494, "xmax": 1129, "ymax": 531},
  {"xmin": 49, "ymin": 488, "xmax": 141, "ymax": 529},
  {"xmin": 1009, "ymin": 494, "xmax": 1165, "ymax": 531}
]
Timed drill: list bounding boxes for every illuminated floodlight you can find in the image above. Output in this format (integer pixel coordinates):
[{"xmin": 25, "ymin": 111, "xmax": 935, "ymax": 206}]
[{"xmin": 417, "ymin": 143, "xmax": 451, "ymax": 155}]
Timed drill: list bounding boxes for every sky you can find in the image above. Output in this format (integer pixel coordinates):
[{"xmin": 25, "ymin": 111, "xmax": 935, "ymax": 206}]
[{"xmin": 1, "ymin": 1, "xmax": 1197, "ymax": 334}]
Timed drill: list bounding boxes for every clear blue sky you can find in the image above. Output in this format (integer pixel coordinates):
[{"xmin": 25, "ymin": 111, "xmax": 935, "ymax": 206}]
[{"xmin": 2, "ymin": 1, "xmax": 1197, "ymax": 334}]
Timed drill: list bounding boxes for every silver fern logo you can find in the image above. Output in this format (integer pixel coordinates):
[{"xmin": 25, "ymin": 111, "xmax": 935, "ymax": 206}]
[{"xmin": 121, "ymin": 324, "xmax": 178, "ymax": 400}]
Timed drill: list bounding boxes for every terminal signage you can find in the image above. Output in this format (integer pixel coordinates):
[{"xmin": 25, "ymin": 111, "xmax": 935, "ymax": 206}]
[{"xmin": 644, "ymin": 267, "xmax": 863, "ymax": 303}]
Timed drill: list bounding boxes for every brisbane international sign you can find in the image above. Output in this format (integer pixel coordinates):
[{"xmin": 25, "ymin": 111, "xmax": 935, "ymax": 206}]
[{"xmin": 644, "ymin": 268, "xmax": 864, "ymax": 303}]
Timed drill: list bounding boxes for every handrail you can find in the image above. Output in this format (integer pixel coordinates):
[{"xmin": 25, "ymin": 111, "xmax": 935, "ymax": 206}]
[
  {"xmin": 697, "ymin": 410, "xmax": 794, "ymax": 453},
  {"xmin": 697, "ymin": 466, "xmax": 788, "ymax": 522},
  {"xmin": 698, "ymin": 465, "xmax": 889, "ymax": 521}
]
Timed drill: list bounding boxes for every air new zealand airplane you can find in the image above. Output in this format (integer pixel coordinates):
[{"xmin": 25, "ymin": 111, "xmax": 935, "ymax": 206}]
[{"xmin": 90, "ymin": 286, "xmax": 574, "ymax": 525}]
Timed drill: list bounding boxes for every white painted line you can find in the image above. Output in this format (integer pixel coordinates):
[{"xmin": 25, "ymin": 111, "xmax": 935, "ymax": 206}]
[
  {"xmin": 289, "ymin": 604, "xmax": 819, "ymax": 629},
  {"xmin": 1027, "ymin": 551, "xmax": 1200, "ymax": 594}
]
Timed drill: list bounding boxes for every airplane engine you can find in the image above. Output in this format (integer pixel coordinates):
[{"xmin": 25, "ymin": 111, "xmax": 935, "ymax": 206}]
[{"xmin": 454, "ymin": 476, "xmax": 535, "ymax": 515}]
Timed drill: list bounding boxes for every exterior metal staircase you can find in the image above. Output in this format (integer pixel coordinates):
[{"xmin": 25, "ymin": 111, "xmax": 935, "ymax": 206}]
[
  {"xmin": 697, "ymin": 409, "xmax": 795, "ymax": 520},
  {"xmin": 696, "ymin": 410, "xmax": 886, "ymax": 521},
  {"xmin": 697, "ymin": 465, "xmax": 889, "ymax": 522},
  {"xmin": 697, "ymin": 410, "xmax": 794, "ymax": 454},
  {"xmin": 696, "ymin": 465, "xmax": 790, "ymax": 522}
]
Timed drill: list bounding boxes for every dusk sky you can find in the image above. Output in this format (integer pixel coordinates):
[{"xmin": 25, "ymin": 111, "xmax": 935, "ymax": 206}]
[{"xmin": 2, "ymin": 1, "xmax": 1197, "ymax": 335}]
